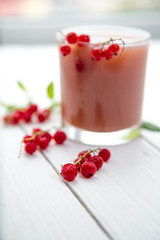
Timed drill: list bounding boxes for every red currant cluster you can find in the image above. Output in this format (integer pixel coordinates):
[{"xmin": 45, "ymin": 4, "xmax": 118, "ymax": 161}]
[
  {"xmin": 61, "ymin": 148, "xmax": 111, "ymax": 182},
  {"xmin": 23, "ymin": 128, "xmax": 67, "ymax": 155},
  {"xmin": 3, "ymin": 104, "xmax": 51, "ymax": 125},
  {"xmin": 60, "ymin": 32, "xmax": 90, "ymax": 56},
  {"xmin": 91, "ymin": 43, "xmax": 120, "ymax": 61},
  {"xmin": 59, "ymin": 31, "xmax": 122, "ymax": 61}
]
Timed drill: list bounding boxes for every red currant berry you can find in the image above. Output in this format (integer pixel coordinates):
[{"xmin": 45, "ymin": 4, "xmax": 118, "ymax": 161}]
[
  {"xmin": 78, "ymin": 34, "xmax": 90, "ymax": 46},
  {"xmin": 61, "ymin": 163, "xmax": 78, "ymax": 182},
  {"xmin": 60, "ymin": 45, "xmax": 71, "ymax": 56},
  {"xmin": 37, "ymin": 109, "xmax": 51, "ymax": 122},
  {"xmin": 74, "ymin": 157, "xmax": 86, "ymax": 171},
  {"xmin": 32, "ymin": 128, "xmax": 42, "ymax": 135},
  {"xmin": 22, "ymin": 109, "xmax": 32, "ymax": 123},
  {"xmin": 3, "ymin": 115, "xmax": 10, "ymax": 124},
  {"xmin": 91, "ymin": 48, "xmax": 103, "ymax": 61},
  {"xmin": 10, "ymin": 111, "xmax": 21, "ymax": 124},
  {"xmin": 66, "ymin": 32, "xmax": 78, "ymax": 44},
  {"xmin": 103, "ymin": 48, "xmax": 113, "ymax": 60},
  {"xmin": 27, "ymin": 104, "xmax": 38, "ymax": 114},
  {"xmin": 53, "ymin": 130, "xmax": 67, "ymax": 144},
  {"xmin": 78, "ymin": 34, "xmax": 90, "ymax": 43},
  {"xmin": 37, "ymin": 113, "xmax": 45, "ymax": 122},
  {"xmin": 25, "ymin": 141, "xmax": 37, "ymax": 154},
  {"xmin": 80, "ymin": 162, "xmax": 97, "ymax": 178},
  {"xmin": 78, "ymin": 150, "xmax": 91, "ymax": 161},
  {"xmin": 75, "ymin": 59, "xmax": 84, "ymax": 72},
  {"xmin": 23, "ymin": 135, "xmax": 32, "ymax": 143},
  {"xmin": 35, "ymin": 134, "xmax": 41, "ymax": 144},
  {"xmin": 37, "ymin": 136, "xmax": 49, "ymax": 149},
  {"xmin": 15, "ymin": 110, "xmax": 24, "ymax": 119},
  {"xmin": 42, "ymin": 132, "xmax": 52, "ymax": 142},
  {"xmin": 108, "ymin": 43, "xmax": 120, "ymax": 55},
  {"xmin": 34, "ymin": 131, "xmax": 51, "ymax": 144},
  {"xmin": 88, "ymin": 156, "xmax": 103, "ymax": 170},
  {"xmin": 98, "ymin": 148, "xmax": 111, "ymax": 162}
]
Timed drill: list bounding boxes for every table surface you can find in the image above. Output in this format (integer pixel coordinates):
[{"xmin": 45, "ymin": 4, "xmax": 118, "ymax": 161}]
[{"xmin": 0, "ymin": 41, "xmax": 160, "ymax": 240}]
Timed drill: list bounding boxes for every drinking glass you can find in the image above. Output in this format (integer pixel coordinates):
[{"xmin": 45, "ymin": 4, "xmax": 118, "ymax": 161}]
[{"xmin": 56, "ymin": 25, "xmax": 151, "ymax": 145}]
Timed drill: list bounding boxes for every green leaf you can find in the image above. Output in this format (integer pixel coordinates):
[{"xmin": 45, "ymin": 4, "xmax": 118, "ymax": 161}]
[
  {"xmin": 47, "ymin": 82, "xmax": 54, "ymax": 100},
  {"xmin": 141, "ymin": 121, "xmax": 160, "ymax": 131},
  {"xmin": 0, "ymin": 102, "xmax": 15, "ymax": 113},
  {"xmin": 7, "ymin": 105, "xmax": 16, "ymax": 113},
  {"xmin": 17, "ymin": 81, "xmax": 26, "ymax": 92},
  {"xmin": 123, "ymin": 128, "xmax": 141, "ymax": 141},
  {"xmin": 0, "ymin": 102, "xmax": 6, "ymax": 108}
]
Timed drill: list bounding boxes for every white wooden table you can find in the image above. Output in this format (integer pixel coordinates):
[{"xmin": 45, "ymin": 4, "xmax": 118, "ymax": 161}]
[{"xmin": 0, "ymin": 40, "xmax": 160, "ymax": 240}]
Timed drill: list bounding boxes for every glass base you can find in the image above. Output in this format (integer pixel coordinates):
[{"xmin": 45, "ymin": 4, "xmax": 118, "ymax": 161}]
[{"xmin": 64, "ymin": 124, "xmax": 141, "ymax": 146}]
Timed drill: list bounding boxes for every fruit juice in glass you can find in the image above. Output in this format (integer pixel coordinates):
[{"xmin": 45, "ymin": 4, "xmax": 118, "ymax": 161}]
[{"xmin": 56, "ymin": 26, "xmax": 151, "ymax": 145}]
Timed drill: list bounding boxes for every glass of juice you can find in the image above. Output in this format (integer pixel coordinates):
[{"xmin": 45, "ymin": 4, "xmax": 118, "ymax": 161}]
[{"xmin": 56, "ymin": 25, "xmax": 151, "ymax": 145}]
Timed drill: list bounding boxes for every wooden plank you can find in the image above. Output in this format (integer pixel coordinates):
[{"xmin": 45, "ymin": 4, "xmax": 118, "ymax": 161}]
[
  {"xmin": 0, "ymin": 125, "xmax": 109, "ymax": 240},
  {"xmin": 141, "ymin": 129, "xmax": 160, "ymax": 150},
  {"xmin": 37, "ymin": 136, "xmax": 160, "ymax": 240},
  {"xmin": 142, "ymin": 40, "xmax": 160, "ymax": 148}
]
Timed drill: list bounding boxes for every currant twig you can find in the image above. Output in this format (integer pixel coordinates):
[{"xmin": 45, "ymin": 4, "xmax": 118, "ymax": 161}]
[
  {"xmin": 17, "ymin": 81, "xmax": 32, "ymax": 104},
  {"xmin": 49, "ymin": 102, "xmax": 60, "ymax": 110},
  {"xmin": 22, "ymin": 130, "xmax": 45, "ymax": 143},
  {"xmin": 111, "ymin": 38, "xmax": 125, "ymax": 57},
  {"xmin": 100, "ymin": 37, "xmax": 125, "ymax": 57},
  {"xmin": 73, "ymin": 147, "xmax": 101, "ymax": 166},
  {"xmin": 59, "ymin": 30, "xmax": 66, "ymax": 38},
  {"xmin": 18, "ymin": 141, "xmax": 24, "ymax": 159},
  {"xmin": 22, "ymin": 124, "xmax": 66, "ymax": 144}
]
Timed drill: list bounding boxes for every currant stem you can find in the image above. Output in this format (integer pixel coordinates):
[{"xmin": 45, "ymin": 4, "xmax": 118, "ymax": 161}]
[
  {"xmin": 59, "ymin": 30, "xmax": 66, "ymax": 38},
  {"xmin": 100, "ymin": 37, "xmax": 125, "ymax": 56},
  {"xmin": 110, "ymin": 38, "xmax": 125, "ymax": 56},
  {"xmin": 23, "ymin": 130, "xmax": 45, "ymax": 142},
  {"xmin": 18, "ymin": 141, "xmax": 24, "ymax": 159},
  {"xmin": 49, "ymin": 102, "xmax": 60, "ymax": 110},
  {"xmin": 26, "ymin": 93, "xmax": 32, "ymax": 105},
  {"xmin": 17, "ymin": 80, "xmax": 32, "ymax": 104},
  {"xmin": 47, "ymin": 123, "xmax": 65, "ymax": 132},
  {"xmin": 22, "ymin": 124, "xmax": 65, "ymax": 143},
  {"xmin": 73, "ymin": 147, "xmax": 101, "ymax": 166},
  {"xmin": 100, "ymin": 38, "xmax": 113, "ymax": 46}
]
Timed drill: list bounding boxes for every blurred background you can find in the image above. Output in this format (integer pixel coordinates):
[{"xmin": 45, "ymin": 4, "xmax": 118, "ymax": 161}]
[{"xmin": 0, "ymin": 0, "xmax": 160, "ymax": 44}]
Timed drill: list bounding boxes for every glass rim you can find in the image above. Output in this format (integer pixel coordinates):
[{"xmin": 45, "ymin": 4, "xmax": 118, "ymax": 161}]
[{"xmin": 56, "ymin": 25, "xmax": 151, "ymax": 46}]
